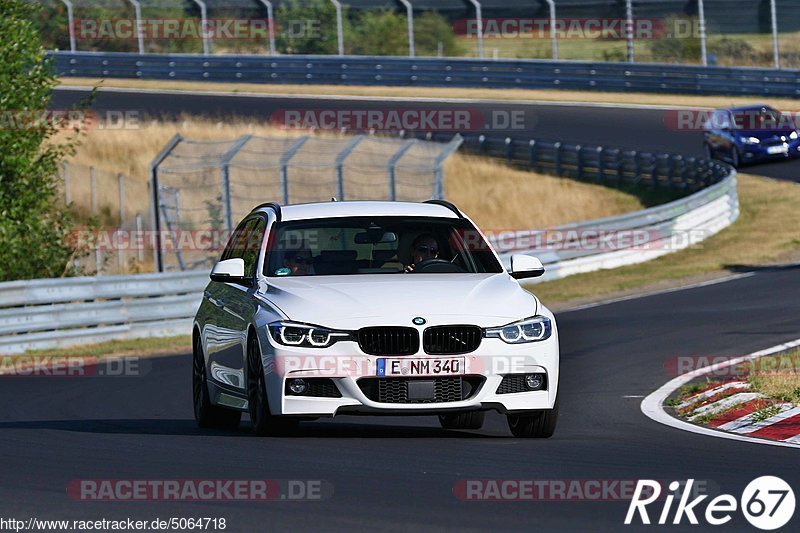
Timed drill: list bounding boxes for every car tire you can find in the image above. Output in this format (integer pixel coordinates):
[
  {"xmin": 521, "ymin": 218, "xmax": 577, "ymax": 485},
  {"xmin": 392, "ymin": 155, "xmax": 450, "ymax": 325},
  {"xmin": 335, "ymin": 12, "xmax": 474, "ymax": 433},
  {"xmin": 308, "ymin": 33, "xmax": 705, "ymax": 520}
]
[
  {"xmin": 247, "ymin": 335, "xmax": 298, "ymax": 436},
  {"xmin": 506, "ymin": 395, "xmax": 559, "ymax": 438},
  {"xmin": 193, "ymin": 334, "xmax": 242, "ymax": 429},
  {"xmin": 438, "ymin": 411, "xmax": 485, "ymax": 430}
]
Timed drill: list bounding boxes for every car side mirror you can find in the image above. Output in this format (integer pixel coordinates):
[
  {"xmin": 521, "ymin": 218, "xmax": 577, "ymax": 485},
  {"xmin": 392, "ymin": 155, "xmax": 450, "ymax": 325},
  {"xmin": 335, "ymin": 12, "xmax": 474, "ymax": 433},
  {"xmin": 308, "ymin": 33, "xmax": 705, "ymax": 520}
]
[
  {"xmin": 509, "ymin": 255, "xmax": 545, "ymax": 280},
  {"xmin": 210, "ymin": 258, "xmax": 248, "ymax": 284}
]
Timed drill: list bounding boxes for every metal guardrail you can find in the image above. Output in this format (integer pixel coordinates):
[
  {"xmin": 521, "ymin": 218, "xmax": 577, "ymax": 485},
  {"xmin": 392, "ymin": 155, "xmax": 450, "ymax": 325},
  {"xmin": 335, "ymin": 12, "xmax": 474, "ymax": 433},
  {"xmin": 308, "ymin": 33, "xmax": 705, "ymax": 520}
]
[
  {"xmin": 52, "ymin": 51, "xmax": 800, "ymax": 97},
  {"xmin": 0, "ymin": 170, "xmax": 737, "ymax": 354}
]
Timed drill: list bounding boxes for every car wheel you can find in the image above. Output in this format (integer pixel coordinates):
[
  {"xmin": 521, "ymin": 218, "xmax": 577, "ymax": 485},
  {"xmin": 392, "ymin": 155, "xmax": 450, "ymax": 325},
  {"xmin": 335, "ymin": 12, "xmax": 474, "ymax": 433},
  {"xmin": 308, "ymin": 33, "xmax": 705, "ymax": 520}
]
[
  {"xmin": 730, "ymin": 146, "xmax": 740, "ymax": 168},
  {"xmin": 246, "ymin": 335, "xmax": 298, "ymax": 436},
  {"xmin": 438, "ymin": 411, "xmax": 485, "ymax": 430},
  {"xmin": 506, "ymin": 395, "xmax": 559, "ymax": 438},
  {"xmin": 193, "ymin": 334, "xmax": 241, "ymax": 429}
]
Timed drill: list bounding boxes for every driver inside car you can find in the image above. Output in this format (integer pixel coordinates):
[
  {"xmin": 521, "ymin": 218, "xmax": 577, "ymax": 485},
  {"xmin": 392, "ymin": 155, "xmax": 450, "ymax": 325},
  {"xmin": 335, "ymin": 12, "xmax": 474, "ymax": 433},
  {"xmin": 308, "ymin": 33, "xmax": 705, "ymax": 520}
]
[{"xmin": 404, "ymin": 233, "xmax": 440, "ymax": 273}]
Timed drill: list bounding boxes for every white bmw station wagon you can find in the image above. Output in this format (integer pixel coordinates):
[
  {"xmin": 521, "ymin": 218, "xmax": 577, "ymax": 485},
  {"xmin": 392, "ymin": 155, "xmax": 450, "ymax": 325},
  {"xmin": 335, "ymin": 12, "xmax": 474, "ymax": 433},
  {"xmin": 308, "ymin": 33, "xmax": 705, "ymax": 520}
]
[{"xmin": 193, "ymin": 200, "xmax": 559, "ymax": 437}]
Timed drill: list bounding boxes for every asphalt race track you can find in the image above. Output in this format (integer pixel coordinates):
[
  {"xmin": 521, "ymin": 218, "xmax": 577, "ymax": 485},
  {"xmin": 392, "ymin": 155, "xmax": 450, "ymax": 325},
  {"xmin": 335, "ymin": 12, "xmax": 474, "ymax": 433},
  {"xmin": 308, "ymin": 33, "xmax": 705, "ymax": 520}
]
[
  {"xmin": 52, "ymin": 86, "xmax": 800, "ymax": 182},
  {"xmin": 15, "ymin": 87, "xmax": 796, "ymax": 531},
  {"xmin": 2, "ymin": 266, "xmax": 800, "ymax": 531}
]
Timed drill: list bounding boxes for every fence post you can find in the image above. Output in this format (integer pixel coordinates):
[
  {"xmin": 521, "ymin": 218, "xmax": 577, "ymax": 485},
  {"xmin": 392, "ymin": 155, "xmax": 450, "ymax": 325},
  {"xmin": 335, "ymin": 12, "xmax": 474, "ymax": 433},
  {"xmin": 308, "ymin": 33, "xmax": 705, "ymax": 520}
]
[
  {"xmin": 63, "ymin": 161, "xmax": 71, "ymax": 205},
  {"xmin": 258, "ymin": 1, "xmax": 277, "ymax": 55},
  {"xmin": 118, "ymin": 173, "xmax": 125, "ymax": 271},
  {"xmin": 432, "ymin": 134, "xmax": 464, "ymax": 200},
  {"xmin": 127, "ymin": 0, "xmax": 145, "ymax": 54},
  {"xmin": 135, "ymin": 213, "xmax": 144, "ymax": 263},
  {"xmin": 625, "ymin": 0, "xmax": 634, "ymax": 62},
  {"xmin": 505, "ymin": 137, "xmax": 513, "ymax": 164},
  {"xmin": 330, "ymin": 0, "xmax": 345, "ymax": 56},
  {"xmin": 698, "ymin": 0, "xmax": 708, "ymax": 66},
  {"xmin": 279, "ymin": 136, "xmax": 310, "ymax": 205},
  {"xmin": 554, "ymin": 142, "xmax": 562, "ymax": 176},
  {"xmin": 335, "ymin": 135, "xmax": 365, "ymax": 201},
  {"xmin": 529, "ymin": 139, "xmax": 537, "ymax": 171},
  {"xmin": 90, "ymin": 166, "xmax": 97, "ymax": 214},
  {"xmin": 219, "ymin": 135, "xmax": 253, "ymax": 232},
  {"xmin": 467, "ymin": 1, "xmax": 484, "ymax": 58},
  {"xmin": 576, "ymin": 145, "xmax": 583, "ymax": 179},
  {"xmin": 398, "ymin": 0, "xmax": 415, "ymax": 57},
  {"xmin": 387, "ymin": 139, "xmax": 416, "ymax": 201},
  {"xmin": 192, "ymin": 0, "xmax": 211, "ymax": 55},
  {"xmin": 596, "ymin": 146, "xmax": 605, "ymax": 183},
  {"xmin": 59, "ymin": 0, "xmax": 76, "ymax": 52},
  {"xmin": 770, "ymin": 0, "xmax": 780, "ymax": 69},
  {"xmin": 148, "ymin": 133, "xmax": 183, "ymax": 273},
  {"xmin": 545, "ymin": 0, "xmax": 558, "ymax": 60}
]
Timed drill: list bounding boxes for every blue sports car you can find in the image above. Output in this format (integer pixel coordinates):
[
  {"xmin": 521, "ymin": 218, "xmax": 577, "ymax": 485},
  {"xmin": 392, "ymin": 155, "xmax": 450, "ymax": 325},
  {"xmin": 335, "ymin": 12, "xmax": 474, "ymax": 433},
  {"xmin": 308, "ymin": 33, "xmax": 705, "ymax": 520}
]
[{"xmin": 703, "ymin": 105, "xmax": 800, "ymax": 167}]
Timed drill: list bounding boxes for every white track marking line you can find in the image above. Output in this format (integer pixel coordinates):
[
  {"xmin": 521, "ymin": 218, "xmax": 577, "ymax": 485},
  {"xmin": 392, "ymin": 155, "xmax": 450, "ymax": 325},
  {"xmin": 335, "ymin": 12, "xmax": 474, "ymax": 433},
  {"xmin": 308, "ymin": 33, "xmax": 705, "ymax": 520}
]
[
  {"xmin": 55, "ymin": 85, "xmax": 701, "ymax": 111},
  {"xmin": 730, "ymin": 405, "xmax": 800, "ymax": 435},
  {"xmin": 641, "ymin": 337, "xmax": 800, "ymax": 449},
  {"xmin": 717, "ymin": 404, "xmax": 793, "ymax": 432}
]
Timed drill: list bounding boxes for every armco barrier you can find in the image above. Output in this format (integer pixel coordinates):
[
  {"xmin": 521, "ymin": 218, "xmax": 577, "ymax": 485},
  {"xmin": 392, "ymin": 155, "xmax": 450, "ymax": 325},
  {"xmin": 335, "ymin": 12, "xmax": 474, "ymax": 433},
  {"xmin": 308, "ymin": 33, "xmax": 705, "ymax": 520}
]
[
  {"xmin": 52, "ymin": 51, "xmax": 800, "ymax": 97},
  {"xmin": 0, "ymin": 171, "xmax": 737, "ymax": 355}
]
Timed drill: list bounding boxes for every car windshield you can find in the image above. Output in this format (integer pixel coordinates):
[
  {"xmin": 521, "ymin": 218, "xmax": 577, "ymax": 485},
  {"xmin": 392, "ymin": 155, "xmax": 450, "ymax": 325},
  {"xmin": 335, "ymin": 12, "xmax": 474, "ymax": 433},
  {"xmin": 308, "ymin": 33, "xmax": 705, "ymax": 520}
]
[
  {"xmin": 264, "ymin": 216, "xmax": 503, "ymax": 277},
  {"xmin": 731, "ymin": 107, "xmax": 785, "ymax": 131}
]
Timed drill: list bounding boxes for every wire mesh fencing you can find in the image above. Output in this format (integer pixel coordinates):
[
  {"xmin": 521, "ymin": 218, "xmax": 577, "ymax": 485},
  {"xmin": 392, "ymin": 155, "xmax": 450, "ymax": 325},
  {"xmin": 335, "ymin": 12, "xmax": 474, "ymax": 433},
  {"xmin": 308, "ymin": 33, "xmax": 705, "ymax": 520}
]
[{"xmin": 151, "ymin": 132, "xmax": 463, "ymax": 271}]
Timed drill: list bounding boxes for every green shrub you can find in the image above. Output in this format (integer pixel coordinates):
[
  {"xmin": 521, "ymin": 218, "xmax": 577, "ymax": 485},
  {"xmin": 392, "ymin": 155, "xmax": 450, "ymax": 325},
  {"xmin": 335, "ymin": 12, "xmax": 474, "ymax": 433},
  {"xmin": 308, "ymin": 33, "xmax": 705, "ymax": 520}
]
[{"xmin": 0, "ymin": 0, "xmax": 85, "ymax": 281}]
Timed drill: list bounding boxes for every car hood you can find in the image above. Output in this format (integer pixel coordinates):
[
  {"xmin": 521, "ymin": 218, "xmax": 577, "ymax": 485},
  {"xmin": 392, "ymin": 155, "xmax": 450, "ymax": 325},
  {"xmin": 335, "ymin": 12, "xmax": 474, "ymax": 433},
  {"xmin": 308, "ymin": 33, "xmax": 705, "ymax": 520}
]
[
  {"xmin": 263, "ymin": 273, "xmax": 537, "ymax": 328},
  {"xmin": 736, "ymin": 128, "xmax": 796, "ymax": 139}
]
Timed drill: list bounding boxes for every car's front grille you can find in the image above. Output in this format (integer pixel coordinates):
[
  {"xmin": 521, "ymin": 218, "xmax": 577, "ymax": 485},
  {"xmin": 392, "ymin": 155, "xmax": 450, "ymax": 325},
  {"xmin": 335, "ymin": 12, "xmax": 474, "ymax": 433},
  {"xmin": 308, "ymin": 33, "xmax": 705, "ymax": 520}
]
[
  {"xmin": 423, "ymin": 325, "xmax": 482, "ymax": 355},
  {"xmin": 496, "ymin": 374, "xmax": 548, "ymax": 394},
  {"xmin": 357, "ymin": 327, "xmax": 419, "ymax": 355},
  {"xmin": 357, "ymin": 376, "xmax": 485, "ymax": 404},
  {"xmin": 284, "ymin": 378, "xmax": 342, "ymax": 398}
]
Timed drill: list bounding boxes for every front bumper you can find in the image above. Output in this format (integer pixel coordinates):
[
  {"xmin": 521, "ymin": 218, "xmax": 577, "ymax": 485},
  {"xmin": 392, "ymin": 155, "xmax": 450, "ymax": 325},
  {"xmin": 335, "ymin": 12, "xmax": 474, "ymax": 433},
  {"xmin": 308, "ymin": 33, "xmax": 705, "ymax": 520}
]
[{"xmin": 260, "ymin": 333, "xmax": 559, "ymax": 417}]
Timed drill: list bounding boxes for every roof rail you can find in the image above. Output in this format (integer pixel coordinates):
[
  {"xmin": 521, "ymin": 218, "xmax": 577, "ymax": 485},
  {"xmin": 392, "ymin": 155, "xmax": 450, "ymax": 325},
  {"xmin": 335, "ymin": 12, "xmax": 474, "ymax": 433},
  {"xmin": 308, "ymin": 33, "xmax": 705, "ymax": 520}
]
[
  {"xmin": 252, "ymin": 202, "xmax": 282, "ymax": 222},
  {"xmin": 423, "ymin": 199, "xmax": 463, "ymax": 218}
]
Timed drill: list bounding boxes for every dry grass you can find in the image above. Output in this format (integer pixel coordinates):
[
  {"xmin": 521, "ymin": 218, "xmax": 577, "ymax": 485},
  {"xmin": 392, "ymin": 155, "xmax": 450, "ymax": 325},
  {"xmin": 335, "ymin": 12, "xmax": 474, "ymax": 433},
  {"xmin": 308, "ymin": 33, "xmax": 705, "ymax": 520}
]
[
  {"xmin": 444, "ymin": 154, "xmax": 642, "ymax": 229},
  {"xmin": 531, "ymin": 173, "xmax": 800, "ymax": 306},
  {"xmin": 747, "ymin": 350, "xmax": 800, "ymax": 404},
  {"xmin": 58, "ymin": 78, "xmax": 800, "ymax": 112},
  {"xmin": 59, "ymin": 118, "xmax": 644, "ymax": 234}
]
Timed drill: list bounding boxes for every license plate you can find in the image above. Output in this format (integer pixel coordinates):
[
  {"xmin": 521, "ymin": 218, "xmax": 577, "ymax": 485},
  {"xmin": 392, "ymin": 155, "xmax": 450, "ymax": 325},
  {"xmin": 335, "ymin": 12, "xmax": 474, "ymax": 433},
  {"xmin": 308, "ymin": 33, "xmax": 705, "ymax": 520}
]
[
  {"xmin": 767, "ymin": 145, "xmax": 788, "ymax": 155},
  {"xmin": 376, "ymin": 357, "xmax": 465, "ymax": 377}
]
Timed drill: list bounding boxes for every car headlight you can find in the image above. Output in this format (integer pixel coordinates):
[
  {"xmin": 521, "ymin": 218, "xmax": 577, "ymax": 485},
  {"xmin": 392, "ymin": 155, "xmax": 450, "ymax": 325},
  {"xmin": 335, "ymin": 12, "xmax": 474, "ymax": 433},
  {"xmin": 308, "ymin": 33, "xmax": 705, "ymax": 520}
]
[
  {"xmin": 483, "ymin": 316, "xmax": 552, "ymax": 344},
  {"xmin": 740, "ymin": 136, "xmax": 761, "ymax": 145},
  {"xmin": 269, "ymin": 321, "xmax": 351, "ymax": 348},
  {"xmin": 790, "ymin": 131, "xmax": 798, "ymax": 140}
]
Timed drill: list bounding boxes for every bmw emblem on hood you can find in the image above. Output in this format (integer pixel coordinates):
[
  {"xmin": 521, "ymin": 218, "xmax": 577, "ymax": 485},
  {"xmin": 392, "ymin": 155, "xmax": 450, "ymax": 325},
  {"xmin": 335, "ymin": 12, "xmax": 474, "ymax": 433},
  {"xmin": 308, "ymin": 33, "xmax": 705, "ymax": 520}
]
[{"xmin": 412, "ymin": 317, "xmax": 426, "ymax": 325}]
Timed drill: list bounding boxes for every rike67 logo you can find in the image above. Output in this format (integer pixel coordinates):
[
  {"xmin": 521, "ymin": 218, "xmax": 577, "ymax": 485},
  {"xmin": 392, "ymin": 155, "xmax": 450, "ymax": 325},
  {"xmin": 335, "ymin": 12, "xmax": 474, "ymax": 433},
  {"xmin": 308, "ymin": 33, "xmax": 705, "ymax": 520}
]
[{"xmin": 625, "ymin": 477, "xmax": 795, "ymax": 530}]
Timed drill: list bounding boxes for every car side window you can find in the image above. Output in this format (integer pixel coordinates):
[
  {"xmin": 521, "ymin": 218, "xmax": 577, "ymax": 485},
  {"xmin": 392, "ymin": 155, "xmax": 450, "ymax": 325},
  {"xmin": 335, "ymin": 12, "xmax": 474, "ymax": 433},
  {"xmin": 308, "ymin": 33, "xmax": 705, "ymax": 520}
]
[
  {"xmin": 242, "ymin": 217, "xmax": 266, "ymax": 279},
  {"xmin": 713, "ymin": 110, "xmax": 730, "ymax": 130},
  {"xmin": 221, "ymin": 218, "xmax": 255, "ymax": 262}
]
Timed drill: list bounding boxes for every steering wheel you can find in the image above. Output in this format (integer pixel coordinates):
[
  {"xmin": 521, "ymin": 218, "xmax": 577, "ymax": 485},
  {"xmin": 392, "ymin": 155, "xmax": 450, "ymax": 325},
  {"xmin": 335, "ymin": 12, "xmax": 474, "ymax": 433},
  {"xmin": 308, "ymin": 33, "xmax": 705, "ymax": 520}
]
[{"xmin": 412, "ymin": 258, "xmax": 464, "ymax": 273}]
